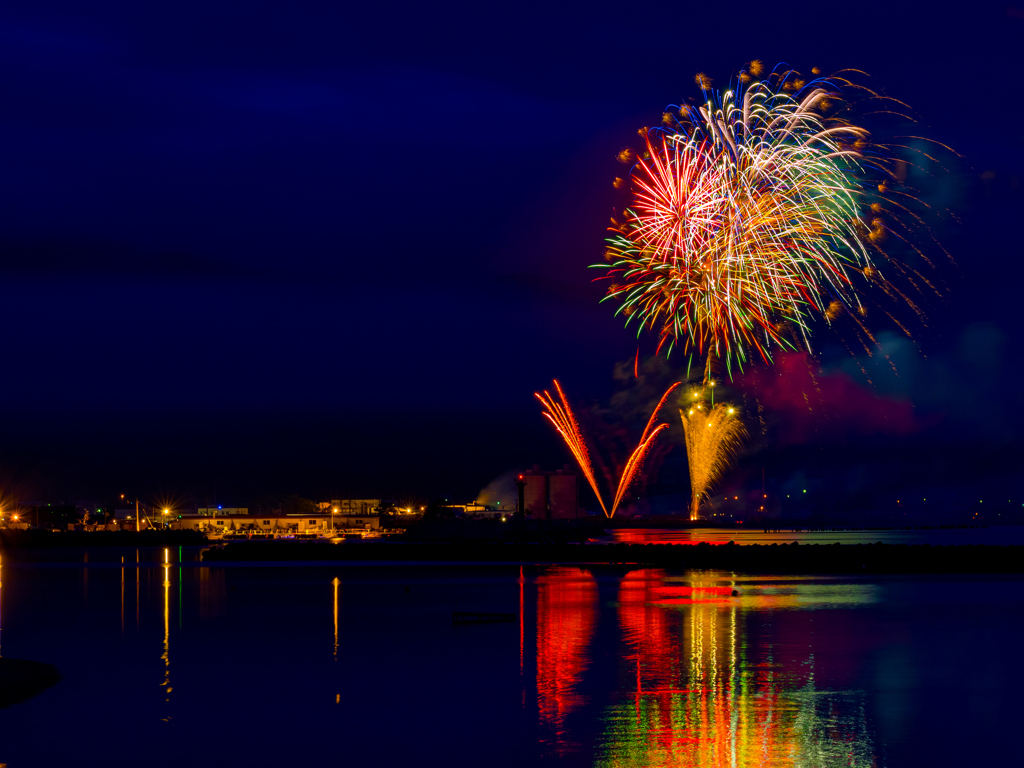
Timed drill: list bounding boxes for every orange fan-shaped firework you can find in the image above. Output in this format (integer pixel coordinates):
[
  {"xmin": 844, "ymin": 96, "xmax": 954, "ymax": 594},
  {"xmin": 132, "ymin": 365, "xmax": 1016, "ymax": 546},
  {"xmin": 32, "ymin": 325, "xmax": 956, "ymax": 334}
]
[{"xmin": 535, "ymin": 380, "xmax": 680, "ymax": 518}]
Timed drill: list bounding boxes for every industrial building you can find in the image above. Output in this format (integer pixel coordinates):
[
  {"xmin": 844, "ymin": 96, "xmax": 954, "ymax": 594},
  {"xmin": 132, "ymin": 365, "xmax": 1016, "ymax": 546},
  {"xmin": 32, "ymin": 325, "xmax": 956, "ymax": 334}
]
[{"xmin": 521, "ymin": 465, "xmax": 579, "ymax": 519}]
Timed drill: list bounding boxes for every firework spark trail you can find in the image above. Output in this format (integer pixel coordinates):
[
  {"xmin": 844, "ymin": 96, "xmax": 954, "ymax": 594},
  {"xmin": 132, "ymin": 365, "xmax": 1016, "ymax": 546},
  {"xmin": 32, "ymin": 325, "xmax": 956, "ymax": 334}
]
[
  {"xmin": 640, "ymin": 381, "xmax": 683, "ymax": 444},
  {"xmin": 607, "ymin": 381, "xmax": 681, "ymax": 516},
  {"xmin": 596, "ymin": 63, "xmax": 943, "ymax": 378},
  {"xmin": 536, "ymin": 381, "xmax": 609, "ymax": 517},
  {"xmin": 536, "ymin": 380, "xmax": 679, "ymax": 518},
  {"xmin": 680, "ymin": 402, "xmax": 747, "ymax": 520},
  {"xmin": 609, "ymin": 422, "xmax": 670, "ymax": 518}
]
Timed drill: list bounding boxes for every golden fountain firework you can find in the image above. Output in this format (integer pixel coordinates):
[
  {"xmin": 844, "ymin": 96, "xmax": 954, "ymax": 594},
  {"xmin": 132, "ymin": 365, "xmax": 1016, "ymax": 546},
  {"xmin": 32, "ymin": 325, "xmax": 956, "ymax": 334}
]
[{"xmin": 680, "ymin": 399, "xmax": 746, "ymax": 520}]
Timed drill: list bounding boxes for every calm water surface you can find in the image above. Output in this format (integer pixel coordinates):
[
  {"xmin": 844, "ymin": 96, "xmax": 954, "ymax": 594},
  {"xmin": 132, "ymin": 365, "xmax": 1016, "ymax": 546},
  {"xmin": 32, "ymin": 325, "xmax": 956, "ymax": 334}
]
[
  {"xmin": 0, "ymin": 547, "xmax": 1021, "ymax": 767},
  {"xmin": 605, "ymin": 525, "xmax": 1024, "ymax": 546}
]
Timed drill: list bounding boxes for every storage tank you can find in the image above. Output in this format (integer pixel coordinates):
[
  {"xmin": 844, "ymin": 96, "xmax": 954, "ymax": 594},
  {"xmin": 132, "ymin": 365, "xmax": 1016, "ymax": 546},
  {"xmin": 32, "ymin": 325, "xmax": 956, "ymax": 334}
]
[
  {"xmin": 523, "ymin": 470, "xmax": 548, "ymax": 519},
  {"xmin": 548, "ymin": 471, "xmax": 578, "ymax": 519}
]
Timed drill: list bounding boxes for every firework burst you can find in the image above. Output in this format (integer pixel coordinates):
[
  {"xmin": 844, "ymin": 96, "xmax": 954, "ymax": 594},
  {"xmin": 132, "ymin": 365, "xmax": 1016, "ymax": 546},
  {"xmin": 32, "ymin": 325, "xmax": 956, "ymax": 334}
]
[
  {"xmin": 596, "ymin": 63, "xmax": 944, "ymax": 379},
  {"xmin": 536, "ymin": 380, "xmax": 680, "ymax": 518},
  {"xmin": 680, "ymin": 401, "xmax": 747, "ymax": 520}
]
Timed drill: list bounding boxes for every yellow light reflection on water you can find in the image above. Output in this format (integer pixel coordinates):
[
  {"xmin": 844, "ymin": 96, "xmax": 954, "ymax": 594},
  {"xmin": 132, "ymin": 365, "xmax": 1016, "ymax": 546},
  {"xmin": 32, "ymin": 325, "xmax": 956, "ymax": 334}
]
[
  {"xmin": 594, "ymin": 570, "xmax": 877, "ymax": 767},
  {"xmin": 162, "ymin": 548, "xmax": 171, "ymax": 715},
  {"xmin": 332, "ymin": 577, "xmax": 340, "ymax": 661}
]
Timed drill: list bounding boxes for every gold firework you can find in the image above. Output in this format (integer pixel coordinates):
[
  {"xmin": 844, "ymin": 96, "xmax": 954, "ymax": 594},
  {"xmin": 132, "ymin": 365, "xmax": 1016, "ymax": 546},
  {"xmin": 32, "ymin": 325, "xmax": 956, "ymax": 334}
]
[{"xmin": 680, "ymin": 402, "xmax": 746, "ymax": 520}]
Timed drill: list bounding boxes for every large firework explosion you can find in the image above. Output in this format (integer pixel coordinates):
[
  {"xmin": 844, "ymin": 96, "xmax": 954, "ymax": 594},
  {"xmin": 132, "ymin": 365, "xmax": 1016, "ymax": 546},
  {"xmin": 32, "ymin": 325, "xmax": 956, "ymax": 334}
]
[
  {"xmin": 596, "ymin": 61, "xmax": 943, "ymax": 381},
  {"xmin": 536, "ymin": 380, "xmax": 679, "ymax": 518},
  {"xmin": 680, "ymin": 399, "xmax": 747, "ymax": 520}
]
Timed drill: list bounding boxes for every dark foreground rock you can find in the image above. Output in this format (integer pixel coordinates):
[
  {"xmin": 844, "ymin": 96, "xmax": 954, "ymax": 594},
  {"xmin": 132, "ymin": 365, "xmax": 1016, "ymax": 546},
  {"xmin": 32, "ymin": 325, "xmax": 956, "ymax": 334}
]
[
  {"xmin": 203, "ymin": 540, "xmax": 1024, "ymax": 573},
  {"xmin": 0, "ymin": 658, "xmax": 61, "ymax": 708}
]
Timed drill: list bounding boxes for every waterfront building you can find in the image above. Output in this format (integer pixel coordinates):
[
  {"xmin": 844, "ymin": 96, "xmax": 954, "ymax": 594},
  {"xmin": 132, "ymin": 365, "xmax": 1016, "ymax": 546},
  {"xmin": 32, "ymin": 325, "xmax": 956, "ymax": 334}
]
[
  {"xmin": 325, "ymin": 499, "xmax": 381, "ymax": 516},
  {"xmin": 196, "ymin": 507, "xmax": 248, "ymax": 516},
  {"xmin": 171, "ymin": 513, "xmax": 380, "ymax": 533}
]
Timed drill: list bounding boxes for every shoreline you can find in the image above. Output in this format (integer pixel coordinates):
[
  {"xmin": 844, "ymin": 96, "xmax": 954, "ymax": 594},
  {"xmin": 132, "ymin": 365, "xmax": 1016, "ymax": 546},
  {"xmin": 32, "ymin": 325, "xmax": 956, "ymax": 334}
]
[{"xmin": 202, "ymin": 540, "xmax": 1024, "ymax": 573}]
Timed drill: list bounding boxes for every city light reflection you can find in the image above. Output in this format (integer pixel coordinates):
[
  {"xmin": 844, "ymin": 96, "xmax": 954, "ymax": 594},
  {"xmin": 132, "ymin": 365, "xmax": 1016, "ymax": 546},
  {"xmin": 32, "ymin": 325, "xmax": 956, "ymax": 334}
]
[
  {"xmin": 161, "ymin": 548, "xmax": 171, "ymax": 717},
  {"xmin": 332, "ymin": 577, "xmax": 340, "ymax": 661}
]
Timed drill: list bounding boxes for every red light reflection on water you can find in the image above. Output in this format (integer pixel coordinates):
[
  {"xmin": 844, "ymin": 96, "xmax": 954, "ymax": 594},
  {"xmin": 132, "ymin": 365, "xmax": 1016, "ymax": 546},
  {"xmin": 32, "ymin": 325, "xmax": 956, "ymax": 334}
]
[
  {"xmin": 618, "ymin": 569, "xmax": 686, "ymax": 749},
  {"xmin": 535, "ymin": 566, "xmax": 597, "ymax": 749},
  {"xmin": 650, "ymin": 584, "xmax": 734, "ymax": 605},
  {"xmin": 612, "ymin": 529, "xmax": 715, "ymax": 545}
]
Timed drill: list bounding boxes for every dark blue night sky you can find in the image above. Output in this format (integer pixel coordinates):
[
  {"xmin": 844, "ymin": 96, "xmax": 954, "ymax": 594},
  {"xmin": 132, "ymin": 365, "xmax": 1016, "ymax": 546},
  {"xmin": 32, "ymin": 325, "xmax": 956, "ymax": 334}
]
[{"xmin": 1, "ymin": 1, "xmax": 1022, "ymax": 513}]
